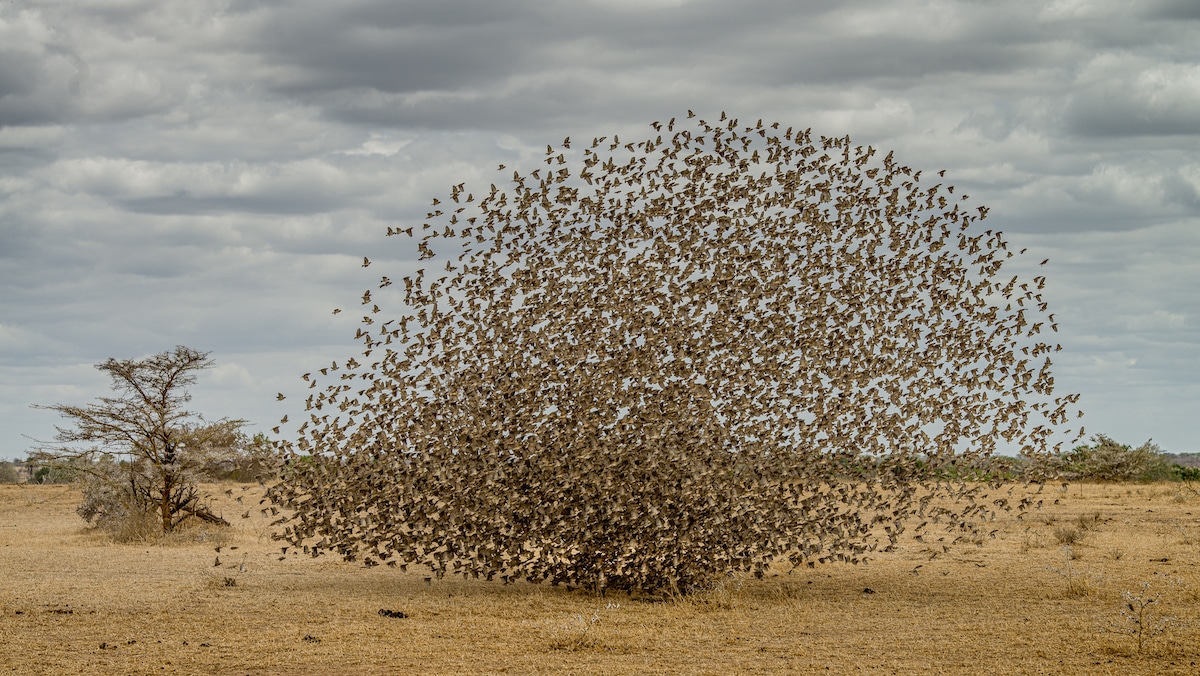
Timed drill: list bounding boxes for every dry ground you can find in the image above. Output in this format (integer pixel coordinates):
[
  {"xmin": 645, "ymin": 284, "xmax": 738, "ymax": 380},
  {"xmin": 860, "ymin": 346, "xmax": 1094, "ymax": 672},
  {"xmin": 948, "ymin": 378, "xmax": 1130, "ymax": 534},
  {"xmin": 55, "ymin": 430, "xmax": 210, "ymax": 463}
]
[{"xmin": 2, "ymin": 482, "xmax": 1200, "ymax": 675}]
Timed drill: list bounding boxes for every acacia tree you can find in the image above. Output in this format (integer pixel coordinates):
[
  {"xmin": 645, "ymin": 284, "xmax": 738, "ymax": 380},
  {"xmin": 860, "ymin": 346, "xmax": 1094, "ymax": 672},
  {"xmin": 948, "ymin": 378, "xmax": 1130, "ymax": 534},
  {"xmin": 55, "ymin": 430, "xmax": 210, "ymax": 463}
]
[
  {"xmin": 269, "ymin": 115, "xmax": 1083, "ymax": 594},
  {"xmin": 31, "ymin": 346, "xmax": 241, "ymax": 533}
]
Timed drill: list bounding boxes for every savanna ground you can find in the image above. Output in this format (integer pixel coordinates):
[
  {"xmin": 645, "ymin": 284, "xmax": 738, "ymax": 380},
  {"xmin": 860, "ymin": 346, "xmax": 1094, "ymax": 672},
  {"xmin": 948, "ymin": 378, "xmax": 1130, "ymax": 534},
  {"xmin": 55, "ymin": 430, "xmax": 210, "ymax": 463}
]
[{"xmin": 2, "ymin": 482, "xmax": 1199, "ymax": 674}]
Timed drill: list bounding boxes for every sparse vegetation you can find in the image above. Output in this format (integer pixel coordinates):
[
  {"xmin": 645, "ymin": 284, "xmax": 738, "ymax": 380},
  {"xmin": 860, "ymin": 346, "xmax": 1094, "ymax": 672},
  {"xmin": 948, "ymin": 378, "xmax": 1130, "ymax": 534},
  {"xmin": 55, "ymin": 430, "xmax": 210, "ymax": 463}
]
[
  {"xmin": 1075, "ymin": 510, "xmax": 1103, "ymax": 531},
  {"xmin": 548, "ymin": 601, "xmax": 621, "ymax": 651},
  {"xmin": 1020, "ymin": 527, "xmax": 1046, "ymax": 552},
  {"xmin": 1025, "ymin": 434, "xmax": 1180, "ymax": 483},
  {"xmin": 1047, "ymin": 546, "xmax": 1101, "ymax": 598},
  {"xmin": 1054, "ymin": 526, "xmax": 1084, "ymax": 546},
  {"xmin": 30, "ymin": 346, "xmax": 244, "ymax": 535},
  {"xmin": 25, "ymin": 455, "xmax": 88, "ymax": 484},
  {"xmin": 0, "ymin": 460, "xmax": 20, "ymax": 484},
  {"xmin": 195, "ymin": 432, "xmax": 276, "ymax": 483},
  {"xmin": 1110, "ymin": 578, "xmax": 1181, "ymax": 654},
  {"xmin": 684, "ymin": 573, "xmax": 746, "ymax": 611}
]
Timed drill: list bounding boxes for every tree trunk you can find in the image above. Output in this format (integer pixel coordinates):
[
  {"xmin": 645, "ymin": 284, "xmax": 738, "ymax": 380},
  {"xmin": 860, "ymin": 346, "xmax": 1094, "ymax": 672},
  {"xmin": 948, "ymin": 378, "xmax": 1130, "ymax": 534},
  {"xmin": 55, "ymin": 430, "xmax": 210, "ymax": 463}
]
[
  {"xmin": 183, "ymin": 505, "xmax": 231, "ymax": 527},
  {"xmin": 161, "ymin": 472, "xmax": 173, "ymax": 532}
]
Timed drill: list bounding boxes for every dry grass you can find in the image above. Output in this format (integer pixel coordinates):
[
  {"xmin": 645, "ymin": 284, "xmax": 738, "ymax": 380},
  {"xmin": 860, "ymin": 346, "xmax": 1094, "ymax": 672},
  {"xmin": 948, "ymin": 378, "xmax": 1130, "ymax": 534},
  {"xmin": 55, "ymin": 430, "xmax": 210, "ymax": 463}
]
[{"xmin": 2, "ymin": 482, "xmax": 1200, "ymax": 674}]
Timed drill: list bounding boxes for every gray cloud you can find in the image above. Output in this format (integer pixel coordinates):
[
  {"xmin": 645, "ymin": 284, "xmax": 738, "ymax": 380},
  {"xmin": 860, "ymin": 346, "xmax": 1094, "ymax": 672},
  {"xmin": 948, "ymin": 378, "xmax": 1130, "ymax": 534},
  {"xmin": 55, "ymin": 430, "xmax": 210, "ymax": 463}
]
[
  {"xmin": 1144, "ymin": 0, "xmax": 1200, "ymax": 20},
  {"xmin": 1065, "ymin": 54, "xmax": 1200, "ymax": 137},
  {"xmin": 0, "ymin": 48, "xmax": 74, "ymax": 127},
  {"xmin": 2, "ymin": 0, "xmax": 1198, "ymax": 458}
]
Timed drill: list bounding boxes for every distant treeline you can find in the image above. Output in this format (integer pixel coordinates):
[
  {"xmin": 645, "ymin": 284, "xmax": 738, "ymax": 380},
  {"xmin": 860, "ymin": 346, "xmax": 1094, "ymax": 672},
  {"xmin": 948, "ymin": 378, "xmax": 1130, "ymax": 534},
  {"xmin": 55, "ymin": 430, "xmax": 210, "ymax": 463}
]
[
  {"xmin": 0, "ymin": 453, "xmax": 273, "ymax": 485},
  {"xmin": 1166, "ymin": 452, "xmax": 1200, "ymax": 470},
  {"xmin": 1022, "ymin": 435, "xmax": 1200, "ymax": 483},
  {"xmin": 3, "ymin": 434, "xmax": 1196, "ymax": 485},
  {"xmin": 894, "ymin": 435, "xmax": 1200, "ymax": 483}
]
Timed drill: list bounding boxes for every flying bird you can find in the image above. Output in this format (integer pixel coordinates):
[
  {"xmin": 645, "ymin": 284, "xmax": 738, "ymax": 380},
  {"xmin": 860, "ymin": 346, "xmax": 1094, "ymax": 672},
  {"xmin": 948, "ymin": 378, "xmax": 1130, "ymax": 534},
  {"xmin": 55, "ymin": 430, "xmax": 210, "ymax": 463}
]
[{"xmin": 267, "ymin": 113, "xmax": 1078, "ymax": 596}]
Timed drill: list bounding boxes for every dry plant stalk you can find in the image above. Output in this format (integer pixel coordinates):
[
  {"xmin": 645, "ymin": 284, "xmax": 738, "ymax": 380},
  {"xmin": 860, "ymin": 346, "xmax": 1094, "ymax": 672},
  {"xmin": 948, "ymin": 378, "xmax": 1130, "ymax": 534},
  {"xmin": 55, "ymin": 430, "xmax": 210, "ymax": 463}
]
[
  {"xmin": 267, "ymin": 114, "xmax": 1081, "ymax": 594},
  {"xmin": 1111, "ymin": 578, "xmax": 1180, "ymax": 654},
  {"xmin": 1047, "ymin": 545, "xmax": 1101, "ymax": 598}
]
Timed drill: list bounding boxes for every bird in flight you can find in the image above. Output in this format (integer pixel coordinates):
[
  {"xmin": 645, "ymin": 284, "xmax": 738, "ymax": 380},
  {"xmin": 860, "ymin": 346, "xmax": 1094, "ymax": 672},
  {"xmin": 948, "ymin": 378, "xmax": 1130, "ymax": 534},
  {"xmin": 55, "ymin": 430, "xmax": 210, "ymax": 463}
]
[{"xmin": 268, "ymin": 113, "xmax": 1080, "ymax": 595}]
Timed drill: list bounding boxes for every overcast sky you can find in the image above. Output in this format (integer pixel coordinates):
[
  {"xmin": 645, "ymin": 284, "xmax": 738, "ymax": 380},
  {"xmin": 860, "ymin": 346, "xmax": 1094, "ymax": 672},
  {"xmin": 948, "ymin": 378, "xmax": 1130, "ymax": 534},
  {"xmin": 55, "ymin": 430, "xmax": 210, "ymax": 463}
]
[{"xmin": 2, "ymin": 0, "xmax": 1198, "ymax": 461}]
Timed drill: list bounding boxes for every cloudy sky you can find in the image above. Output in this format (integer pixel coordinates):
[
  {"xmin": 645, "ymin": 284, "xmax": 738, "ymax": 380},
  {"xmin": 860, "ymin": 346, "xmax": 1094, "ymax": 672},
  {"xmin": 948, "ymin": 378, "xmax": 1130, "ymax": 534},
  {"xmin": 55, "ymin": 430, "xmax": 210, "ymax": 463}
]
[{"xmin": 2, "ymin": 0, "xmax": 1198, "ymax": 461}]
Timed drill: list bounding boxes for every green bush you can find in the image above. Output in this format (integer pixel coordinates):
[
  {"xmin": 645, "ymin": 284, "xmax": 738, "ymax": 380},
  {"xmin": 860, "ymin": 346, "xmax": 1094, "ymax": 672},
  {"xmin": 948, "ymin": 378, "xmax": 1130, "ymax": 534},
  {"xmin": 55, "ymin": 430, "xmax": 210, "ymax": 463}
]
[
  {"xmin": 197, "ymin": 433, "xmax": 277, "ymax": 482},
  {"xmin": 28, "ymin": 457, "xmax": 85, "ymax": 484},
  {"xmin": 893, "ymin": 455, "xmax": 1025, "ymax": 482},
  {"xmin": 1025, "ymin": 435, "xmax": 1174, "ymax": 483},
  {"xmin": 1170, "ymin": 464, "xmax": 1200, "ymax": 482}
]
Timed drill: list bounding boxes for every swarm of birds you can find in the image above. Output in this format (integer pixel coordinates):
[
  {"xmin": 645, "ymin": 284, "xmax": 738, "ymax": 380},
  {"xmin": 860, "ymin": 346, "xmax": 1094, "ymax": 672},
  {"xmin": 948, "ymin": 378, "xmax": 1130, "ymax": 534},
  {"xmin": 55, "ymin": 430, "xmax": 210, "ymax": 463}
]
[{"xmin": 267, "ymin": 113, "xmax": 1082, "ymax": 594}]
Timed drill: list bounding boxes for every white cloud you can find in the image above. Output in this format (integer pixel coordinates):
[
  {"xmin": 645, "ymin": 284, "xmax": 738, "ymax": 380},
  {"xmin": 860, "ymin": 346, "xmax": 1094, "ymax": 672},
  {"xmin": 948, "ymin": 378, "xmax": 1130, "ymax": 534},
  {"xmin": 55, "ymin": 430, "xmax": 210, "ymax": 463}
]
[
  {"xmin": 0, "ymin": 323, "xmax": 38, "ymax": 353},
  {"xmin": 1067, "ymin": 54, "xmax": 1200, "ymax": 137},
  {"xmin": 1122, "ymin": 310, "xmax": 1187, "ymax": 331},
  {"xmin": 1039, "ymin": 0, "xmax": 1122, "ymax": 20},
  {"xmin": 0, "ymin": 125, "xmax": 67, "ymax": 148},
  {"xmin": 340, "ymin": 132, "xmax": 416, "ymax": 157},
  {"xmin": 2, "ymin": 0, "xmax": 1199, "ymax": 458},
  {"xmin": 207, "ymin": 361, "xmax": 256, "ymax": 389}
]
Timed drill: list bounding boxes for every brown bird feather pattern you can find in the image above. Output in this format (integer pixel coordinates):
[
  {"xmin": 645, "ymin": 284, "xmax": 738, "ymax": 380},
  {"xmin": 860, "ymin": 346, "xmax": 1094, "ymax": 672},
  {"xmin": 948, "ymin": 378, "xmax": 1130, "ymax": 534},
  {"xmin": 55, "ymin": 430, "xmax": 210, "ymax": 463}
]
[{"xmin": 266, "ymin": 115, "xmax": 1082, "ymax": 595}]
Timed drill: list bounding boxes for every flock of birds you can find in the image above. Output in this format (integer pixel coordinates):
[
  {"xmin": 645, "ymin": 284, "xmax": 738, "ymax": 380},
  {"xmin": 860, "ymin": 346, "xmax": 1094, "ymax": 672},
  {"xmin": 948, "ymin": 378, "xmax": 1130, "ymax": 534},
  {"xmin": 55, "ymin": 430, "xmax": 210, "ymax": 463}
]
[{"xmin": 266, "ymin": 113, "xmax": 1081, "ymax": 594}]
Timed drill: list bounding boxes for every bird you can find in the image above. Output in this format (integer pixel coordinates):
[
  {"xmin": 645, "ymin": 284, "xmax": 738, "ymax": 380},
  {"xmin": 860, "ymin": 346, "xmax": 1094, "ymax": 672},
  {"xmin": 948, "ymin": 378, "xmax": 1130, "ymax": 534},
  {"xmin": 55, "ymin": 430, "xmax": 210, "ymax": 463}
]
[{"xmin": 268, "ymin": 112, "xmax": 1079, "ymax": 596}]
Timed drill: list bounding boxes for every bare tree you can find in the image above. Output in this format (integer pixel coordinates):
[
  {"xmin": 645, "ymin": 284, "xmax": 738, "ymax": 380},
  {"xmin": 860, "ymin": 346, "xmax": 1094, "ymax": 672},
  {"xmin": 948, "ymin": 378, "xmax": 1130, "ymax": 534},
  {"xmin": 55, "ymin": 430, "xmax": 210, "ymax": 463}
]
[{"xmin": 31, "ymin": 346, "xmax": 241, "ymax": 533}]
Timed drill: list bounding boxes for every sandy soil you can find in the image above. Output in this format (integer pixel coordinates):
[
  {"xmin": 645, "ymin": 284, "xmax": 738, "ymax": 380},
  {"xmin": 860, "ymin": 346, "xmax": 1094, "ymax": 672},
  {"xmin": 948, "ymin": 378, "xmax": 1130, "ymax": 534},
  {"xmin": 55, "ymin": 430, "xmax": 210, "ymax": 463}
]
[{"xmin": 2, "ymin": 481, "xmax": 1199, "ymax": 674}]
